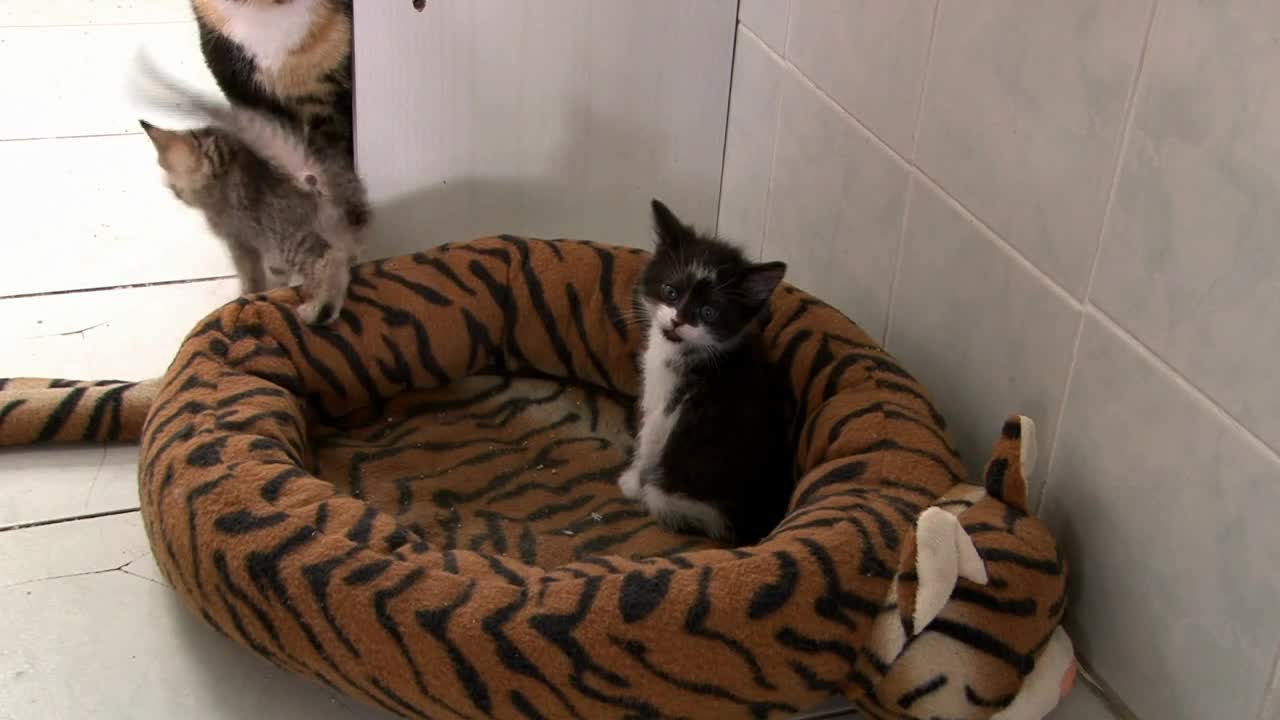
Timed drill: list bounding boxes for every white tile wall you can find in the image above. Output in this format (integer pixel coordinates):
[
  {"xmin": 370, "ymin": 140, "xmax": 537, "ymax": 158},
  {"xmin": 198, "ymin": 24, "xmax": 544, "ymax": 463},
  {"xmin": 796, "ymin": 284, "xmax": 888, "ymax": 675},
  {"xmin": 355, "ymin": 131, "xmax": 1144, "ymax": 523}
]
[
  {"xmin": 737, "ymin": 0, "xmax": 790, "ymax": 52},
  {"xmin": 717, "ymin": 30, "xmax": 786, "ymax": 252},
  {"xmin": 888, "ymin": 179, "xmax": 1079, "ymax": 488},
  {"xmin": 786, "ymin": 0, "xmax": 935, "ymax": 155},
  {"xmin": 719, "ymin": 1, "xmax": 1280, "ymax": 716},
  {"xmin": 1042, "ymin": 314, "xmax": 1280, "ymax": 720},
  {"xmin": 1092, "ymin": 0, "xmax": 1280, "ymax": 450},
  {"xmin": 761, "ymin": 67, "xmax": 909, "ymax": 340},
  {"xmin": 915, "ymin": 0, "xmax": 1152, "ymax": 296}
]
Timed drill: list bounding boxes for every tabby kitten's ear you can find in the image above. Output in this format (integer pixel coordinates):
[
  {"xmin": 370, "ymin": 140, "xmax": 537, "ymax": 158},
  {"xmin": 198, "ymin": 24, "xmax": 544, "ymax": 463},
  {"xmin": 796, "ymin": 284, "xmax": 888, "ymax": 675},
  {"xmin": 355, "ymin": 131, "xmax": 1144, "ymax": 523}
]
[
  {"xmin": 651, "ymin": 198, "xmax": 694, "ymax": 251},
  {"xmin": 734, "ymin": 261, "xmax": 787, "ymax": 306},
  {"xmin": 138, "ymin": 119, "xmax": 200, "ymax": 174}
]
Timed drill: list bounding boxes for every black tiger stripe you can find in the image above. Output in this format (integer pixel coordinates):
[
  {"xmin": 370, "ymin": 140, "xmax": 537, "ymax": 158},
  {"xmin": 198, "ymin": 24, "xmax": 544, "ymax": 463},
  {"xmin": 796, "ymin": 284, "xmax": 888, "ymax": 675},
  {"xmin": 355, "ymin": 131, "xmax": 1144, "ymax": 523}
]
[
  {"xmin": 985, "ymin": 457, "xmax": 1010, "ymax": 502},
  {"xmin": 372, "ymin": 262, "xmax": 453, "ymax": 306},
  {"xmin": 265, "ymin": 301, "xmax": 348, "ymax": 402},
  {"xmin": 797, "ymin": 537, "xmax": 882, "ymax": 623},
  {"xmin": 927, "ymin": 617, "xmax": 1035, "ymax": 674},
  {"xmin": 508, "ymin": 690, "xmax": 551, "ymax": 720},
  {"xmin": 212, "ymin": 549, "xmax": 289, "ymax": 657},
  {"xmin": 788, "ymin": 660, "xmax": 842, "ymax": 694},
  {"xmin": 461, "ymin": 307, "xmax": 507, "ymax": 375},
  {"xmin": 310, "ymin": 323, "xmax": 387, "ymax": 411},
  {"xmin": 874, "ymin": 379, "xmax": 948, "ymax": 431},
  {"xmin": 0, "ymin": 398, "xmax": 26, "ymax": 425},
  {"xmin": 372, "ymin": 568, "xmax": 474, "ymax": 720},
  {"xmin": 897, "ymin": 674, "xmax": 947, "ymax": 709},
  {"xmin": 186, "ymin": 472, "xmax": 231, "ymax": 595},
  {"xmin": 482, "ymin": 587, "xmax": 586, "ymax": 719},
  {"xmin": 748, "ymin": 551, "xmax": 799, "ymax": 620},
  {"xmin": 978, "ymin": 547, "xmax": 1064, "ymax": 575},
  {"xmin": 80, "ymin": 382, "xmax": 132, "ymax": 442},
  {"xmin": 565, "ymin": 283, "xmax": 620, "ymax": 391},
  {"xmin": 35, "ymin": 385, "xmax": 87, "ymax": 442},
  {"xmin": 965, "ymin": 684, "xmax": 1016, "ymax": 709},
  {"xmin": 301, "ymin": 546, "xmax": 364, "ymax": 658},
  {"xmin": 586, "ymin": 243, "xmax": 629, "ymax": 340},
  {"xmin": 501, "ymin": 236, "xmax": 578, "ymax": 380},
  {"xmin": 791, "ymin": 459, "xmax": 868, "ymax": 508},
  {"xmin": 412, "ymin": 252, "xmax": 477, "ymax": 295},
  {"xmin": 529, "ymin": 576, "xmax": 670, "ymax": 719},
  {"xmin": 468, "ymin": 260, "xmax": 532, "ymax": 369},
  {"xmin": 686, "ymin": 566, "xmax": 775, "ymax": 690},
  {"xmin": 609, "ymin": 636, "xmax": 797, "ymax": 718},
  {"xmin": 416, "ymin": 580, "xmax": 492, "ymax": 714}
]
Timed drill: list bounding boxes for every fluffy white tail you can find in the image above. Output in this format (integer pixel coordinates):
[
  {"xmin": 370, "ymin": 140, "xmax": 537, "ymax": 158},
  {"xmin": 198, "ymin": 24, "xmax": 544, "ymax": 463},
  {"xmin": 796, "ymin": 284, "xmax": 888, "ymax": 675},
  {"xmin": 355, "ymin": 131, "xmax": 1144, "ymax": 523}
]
[{"xmin": 130, "ymin": 50, "xmax": 326, "ymax": 195}]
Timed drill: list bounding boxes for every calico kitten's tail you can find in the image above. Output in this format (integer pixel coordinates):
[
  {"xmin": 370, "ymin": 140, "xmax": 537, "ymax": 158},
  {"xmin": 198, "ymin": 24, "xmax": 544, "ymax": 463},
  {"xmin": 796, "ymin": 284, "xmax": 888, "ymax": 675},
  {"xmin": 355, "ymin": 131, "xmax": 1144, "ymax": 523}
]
[{"xmin": 129, "ymin": 50, "xmax": 327, "ymax": 196}]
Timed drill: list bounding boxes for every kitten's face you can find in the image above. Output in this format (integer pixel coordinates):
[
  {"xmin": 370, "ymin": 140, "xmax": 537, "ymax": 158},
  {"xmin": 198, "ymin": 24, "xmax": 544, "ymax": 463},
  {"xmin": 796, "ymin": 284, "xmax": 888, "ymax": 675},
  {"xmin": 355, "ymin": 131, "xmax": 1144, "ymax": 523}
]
[
  {"xmin": 139, "ymin": 120, "xmax": 218, "ymax": 205},
  {"xmin": 639, "ymin": 200, "xmax": 786, "ymax": 351}
]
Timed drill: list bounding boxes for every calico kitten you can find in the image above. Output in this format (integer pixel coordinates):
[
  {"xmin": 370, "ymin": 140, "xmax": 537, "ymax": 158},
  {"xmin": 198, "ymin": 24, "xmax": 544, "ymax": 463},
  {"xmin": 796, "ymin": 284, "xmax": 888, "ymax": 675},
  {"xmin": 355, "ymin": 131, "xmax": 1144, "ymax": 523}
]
[
  {"xmin": 191, "ymin": 0, "xmax": 355, "ymax": 162},
  {"xmin": 617, "ymin": 200, "xmax": 793, "ymax": 545}
]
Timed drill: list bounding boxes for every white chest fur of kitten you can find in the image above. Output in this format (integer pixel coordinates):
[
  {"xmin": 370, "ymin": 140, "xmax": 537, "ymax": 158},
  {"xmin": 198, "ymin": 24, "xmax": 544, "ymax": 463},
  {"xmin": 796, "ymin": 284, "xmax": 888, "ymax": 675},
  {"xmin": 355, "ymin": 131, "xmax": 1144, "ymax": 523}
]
[
  {"xmin": 617, "ymin": 306, "xmax": 727, "ymax": 538},
  {"xmin": 635, "ymin": 315, "xmax": 684, "ymax": 469},
  {"xmin": 211, "ymin": 0, "xmax": 319, "ymax": 71}
]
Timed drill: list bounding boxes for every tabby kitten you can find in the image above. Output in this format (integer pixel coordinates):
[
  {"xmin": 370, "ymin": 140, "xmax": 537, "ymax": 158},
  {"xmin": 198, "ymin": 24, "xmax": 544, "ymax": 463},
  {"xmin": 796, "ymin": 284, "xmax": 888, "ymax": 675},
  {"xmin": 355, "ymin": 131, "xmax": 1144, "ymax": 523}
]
[
  {"xmin": 617, "ymin": 200, "xmax": 792, "ymax": 545},
  {"xmin": 192, "ymin": 0, "xmax": 355, "ymax": 162},
  {"xmin": 140, "ymin": 118, "xmax": 360, "ymax": 325}
]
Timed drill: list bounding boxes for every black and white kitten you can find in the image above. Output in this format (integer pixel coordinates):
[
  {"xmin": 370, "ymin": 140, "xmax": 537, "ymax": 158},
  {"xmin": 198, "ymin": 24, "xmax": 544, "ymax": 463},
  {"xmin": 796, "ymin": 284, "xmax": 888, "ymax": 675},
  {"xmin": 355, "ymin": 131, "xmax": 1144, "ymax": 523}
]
[{"xmin": 617, "ymin": 200, "xmax": 793, "ymax": 545}]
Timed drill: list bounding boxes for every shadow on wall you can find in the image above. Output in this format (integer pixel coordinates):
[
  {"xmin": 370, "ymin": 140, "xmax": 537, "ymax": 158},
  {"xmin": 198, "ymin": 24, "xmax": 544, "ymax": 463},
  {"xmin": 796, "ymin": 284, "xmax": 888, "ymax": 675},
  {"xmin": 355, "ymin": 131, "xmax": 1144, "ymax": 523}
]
[{"xmin": 361, "ymin": 101, "xmax": 699, "ymax": 259}]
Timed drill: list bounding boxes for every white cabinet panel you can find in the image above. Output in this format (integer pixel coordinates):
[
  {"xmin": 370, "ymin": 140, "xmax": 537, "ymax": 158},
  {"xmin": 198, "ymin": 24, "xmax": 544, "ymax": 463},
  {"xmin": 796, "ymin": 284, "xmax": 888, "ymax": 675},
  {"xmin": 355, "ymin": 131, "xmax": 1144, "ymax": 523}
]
[{"xmin": 355, "ymin": 0, "xmax": 737, "ymax": 256}]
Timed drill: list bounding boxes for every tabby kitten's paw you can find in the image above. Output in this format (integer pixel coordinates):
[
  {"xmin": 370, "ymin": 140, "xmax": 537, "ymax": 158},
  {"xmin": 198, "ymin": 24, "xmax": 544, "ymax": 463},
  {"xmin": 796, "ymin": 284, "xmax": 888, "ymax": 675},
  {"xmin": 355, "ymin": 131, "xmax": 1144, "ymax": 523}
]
[
  {"xmin": 618, "ymin": 467, "xmax": 643, "ymax": 499},
  {"xmin": 297, "ymin": 299, "xmax": 341, "ymax": 326}
]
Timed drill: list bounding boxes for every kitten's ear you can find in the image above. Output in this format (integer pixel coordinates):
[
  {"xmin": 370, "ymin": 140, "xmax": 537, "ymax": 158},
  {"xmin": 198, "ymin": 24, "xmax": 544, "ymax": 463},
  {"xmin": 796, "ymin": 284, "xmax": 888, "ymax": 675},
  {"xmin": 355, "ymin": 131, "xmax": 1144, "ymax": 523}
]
[
  {"xmin": 651, "ymin": 198, "xmax": 692, "ymax": 250},
  {"xmin": 139, "ymin": 120, "xmax": 199, "ymax": 173},
  {"xmin": 735, "ymin": 261, "xmax": 787, "ymax": 305}
]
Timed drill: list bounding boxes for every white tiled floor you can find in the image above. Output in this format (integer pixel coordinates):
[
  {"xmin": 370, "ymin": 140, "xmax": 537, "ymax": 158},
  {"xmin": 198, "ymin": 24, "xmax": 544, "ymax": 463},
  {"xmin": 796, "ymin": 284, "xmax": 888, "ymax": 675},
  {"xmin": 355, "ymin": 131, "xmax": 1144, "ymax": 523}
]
[
  {"xmin": 0, "ymin": 3, "xmax": 357, "ymax": 718},
  {"xmin": 0, "ymin": 3, "xmax": 1106, "ymax": 719}
]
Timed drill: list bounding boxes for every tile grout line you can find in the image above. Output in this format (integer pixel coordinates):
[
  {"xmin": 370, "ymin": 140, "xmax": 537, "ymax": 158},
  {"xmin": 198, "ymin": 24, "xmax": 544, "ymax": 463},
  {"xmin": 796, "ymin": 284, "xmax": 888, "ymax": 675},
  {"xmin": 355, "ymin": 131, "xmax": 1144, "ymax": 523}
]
[
  {"xmin": 880, "ymin": 179, "xmax": 914, "ymax": 348},
  {"xmin": 712, "ymin": 1, "xmax": 744, "ymax": 237},
  {"xmin": 0, "ymin": 130, "xmax": 140, "ymax": 144},
  {"xmin": 0, "ymin": 20, "xmax": 193, "ymax": 30},
  {"xmin": 1039, "ymin": 0, "xmax": 1159, "ymax": 517},
  {"xmin": 1256, "ymin": 637, "xmax": 1280, "ymax": 720},
  {"xmin": 737, "ymin": 24, "xmax": 787, "ymax": 262},
  {"xmin": 1090, "ymin": 304, "xmax": 1280, "ymax": 466},
  {"xmin": 884, "ymin": 0, "xmax": 940, "ymax": 349},
  {"xmin": 0, "ymin": 506, "xmax": 140, "ymax": 534},
  {"xmin": 909, "ymin": 0, "xmax": 942, "ymax": 160},
  {"xmin": 758, "ymin": 30, "xmax": 1083, "ymax": 312},
  {"xmin": 0, "ymin": 274, "xmax": 235, "ymax": 302},
  {"xmin": 780, "ymin": 0, "xmax": 794, "ymax": 58}
]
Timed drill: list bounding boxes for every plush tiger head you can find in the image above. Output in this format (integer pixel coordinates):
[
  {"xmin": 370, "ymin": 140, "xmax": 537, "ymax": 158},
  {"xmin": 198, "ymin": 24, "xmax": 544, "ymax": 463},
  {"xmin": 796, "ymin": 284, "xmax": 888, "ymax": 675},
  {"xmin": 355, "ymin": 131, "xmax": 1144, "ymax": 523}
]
[{"xmin": 857, "ymin": 416, "xmax": 1075, "ymax": 720}]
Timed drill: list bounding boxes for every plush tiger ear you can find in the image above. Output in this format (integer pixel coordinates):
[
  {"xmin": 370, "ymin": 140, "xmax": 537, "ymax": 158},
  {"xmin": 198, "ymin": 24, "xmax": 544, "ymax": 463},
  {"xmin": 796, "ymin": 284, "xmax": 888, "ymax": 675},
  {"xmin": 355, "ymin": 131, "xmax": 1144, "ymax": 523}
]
[
  {"xmin": 907, "ymin": 507, "xmax": 988, "ymax": 635},
  {"xmin": 983, "ymin": 415, "xmax": 1036, "ymax": 513}
]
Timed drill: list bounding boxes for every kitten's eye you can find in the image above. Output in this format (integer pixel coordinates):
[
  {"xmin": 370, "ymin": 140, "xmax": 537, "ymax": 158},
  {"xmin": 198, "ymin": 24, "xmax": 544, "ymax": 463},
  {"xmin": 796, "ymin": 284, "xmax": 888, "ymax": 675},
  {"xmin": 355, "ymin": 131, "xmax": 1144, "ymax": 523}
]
[
  {"xmin": 660, "ymin": 284, "xmax": 679, "ymax": 302},
  {"xmin": 699, "ymin": 305, "xmax": 720, "ymax": 322}
]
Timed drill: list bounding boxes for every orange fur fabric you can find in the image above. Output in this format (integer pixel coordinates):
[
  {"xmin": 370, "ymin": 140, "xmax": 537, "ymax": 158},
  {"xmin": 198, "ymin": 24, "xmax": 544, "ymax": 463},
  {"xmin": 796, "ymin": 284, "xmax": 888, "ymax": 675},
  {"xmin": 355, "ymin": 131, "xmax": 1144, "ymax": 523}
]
[{"xmin": 0, "ymin": 237, "xmax": 1069, "ymax": 719}]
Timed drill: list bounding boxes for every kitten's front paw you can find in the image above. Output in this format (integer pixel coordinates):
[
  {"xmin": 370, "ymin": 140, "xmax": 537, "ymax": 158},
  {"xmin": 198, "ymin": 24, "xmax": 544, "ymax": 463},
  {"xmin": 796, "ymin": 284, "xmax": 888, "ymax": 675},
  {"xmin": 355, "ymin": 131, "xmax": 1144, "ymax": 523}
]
[
  {"xmin": 617, "ymin": 467, "xmax": 643, "ymax": 499},
  {"xmin": 297, "ymin": 299, "xmax": 341, "ymax": 326}
]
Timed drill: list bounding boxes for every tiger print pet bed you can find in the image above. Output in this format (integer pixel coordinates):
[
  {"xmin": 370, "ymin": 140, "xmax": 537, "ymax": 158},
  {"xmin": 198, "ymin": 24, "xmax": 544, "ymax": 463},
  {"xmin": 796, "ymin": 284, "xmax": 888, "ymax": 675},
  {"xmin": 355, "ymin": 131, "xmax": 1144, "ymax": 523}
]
[{"xmin": 0, "ymin": 237, "xmax": 1074, "ymax": 720}]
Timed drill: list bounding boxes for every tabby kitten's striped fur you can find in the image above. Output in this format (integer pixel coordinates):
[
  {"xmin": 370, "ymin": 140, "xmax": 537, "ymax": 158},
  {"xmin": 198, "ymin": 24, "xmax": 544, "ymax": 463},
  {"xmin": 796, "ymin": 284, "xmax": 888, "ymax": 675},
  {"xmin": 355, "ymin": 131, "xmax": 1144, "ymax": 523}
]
[
  {"xmin": 192, "ymin": 0, "xmax": 356, "ymax": 164},
  {"xmin": 140, "ymin": 117, "xmax": 364, "ymax": 326}
]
